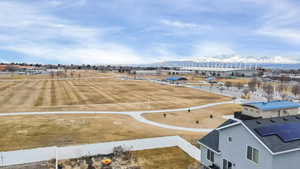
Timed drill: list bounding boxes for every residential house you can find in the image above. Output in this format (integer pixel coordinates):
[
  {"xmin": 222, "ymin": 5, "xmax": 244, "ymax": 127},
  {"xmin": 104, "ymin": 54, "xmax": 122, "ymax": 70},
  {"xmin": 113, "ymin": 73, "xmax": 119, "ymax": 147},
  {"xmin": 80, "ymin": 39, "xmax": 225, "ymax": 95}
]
[{"xmin": 199, "ymin": 101, "xmax": 300, "ymax": 169}]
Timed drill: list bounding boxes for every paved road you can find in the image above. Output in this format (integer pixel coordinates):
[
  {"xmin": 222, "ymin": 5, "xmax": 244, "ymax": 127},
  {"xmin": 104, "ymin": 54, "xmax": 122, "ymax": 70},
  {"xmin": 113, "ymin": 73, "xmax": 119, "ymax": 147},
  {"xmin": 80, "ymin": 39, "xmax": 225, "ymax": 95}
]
[{"xmin": 0, "ymin": 101, "xmax": 239, "ymax": 132}]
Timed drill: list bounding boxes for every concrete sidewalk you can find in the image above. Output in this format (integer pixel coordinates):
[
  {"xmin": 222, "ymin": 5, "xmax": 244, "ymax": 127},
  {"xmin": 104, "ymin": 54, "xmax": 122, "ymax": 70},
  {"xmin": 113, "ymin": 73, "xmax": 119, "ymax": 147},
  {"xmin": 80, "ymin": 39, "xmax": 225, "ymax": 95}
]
[{"xmin": 0, "ymin": 136, "xmax": 201, "ymax": 166}]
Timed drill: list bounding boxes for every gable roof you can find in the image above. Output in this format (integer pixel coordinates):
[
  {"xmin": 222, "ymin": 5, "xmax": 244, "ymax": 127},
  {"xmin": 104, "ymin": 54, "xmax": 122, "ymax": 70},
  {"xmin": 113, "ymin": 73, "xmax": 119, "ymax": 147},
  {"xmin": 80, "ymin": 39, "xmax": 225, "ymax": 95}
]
[
  {"xmin": 198, "ymin": 120, "xmax": 238, "ymax": 153},
  {"xmin": 199, "ymin": 116, "xmax": 300, "ymax": 156},
  {"xmin": 216, "ymin": 119, "xmax": 239, "ymax": 130},
  {"xmin": 198, "ymin": 130, "xmax": 220, "ymax": 153},
  {"xmin": 243, "ymin": 100, "xmax": 300, "ymax": 111},
  {"xmin": 242, "ymin": 115, "xmax": 300, "ymax": 154}
]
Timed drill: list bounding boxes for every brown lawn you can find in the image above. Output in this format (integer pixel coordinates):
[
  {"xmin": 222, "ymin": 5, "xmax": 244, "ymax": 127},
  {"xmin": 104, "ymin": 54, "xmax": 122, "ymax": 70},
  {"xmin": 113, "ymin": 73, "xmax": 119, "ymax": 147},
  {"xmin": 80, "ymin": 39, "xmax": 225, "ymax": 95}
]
[
  {"xmin": 142, "ymin": 104, "xmax": 242, "ymax": 129},
  {"xmin": 132, "ymin": 147, "xmax": 199, "ymax": 169},
  {"xmin": 0, "ymin": 114, "xmax": 204, "ymax": 151},
  {"xmin": 0, "ymin": 72, "xmax": 230, "ymax": 113}
]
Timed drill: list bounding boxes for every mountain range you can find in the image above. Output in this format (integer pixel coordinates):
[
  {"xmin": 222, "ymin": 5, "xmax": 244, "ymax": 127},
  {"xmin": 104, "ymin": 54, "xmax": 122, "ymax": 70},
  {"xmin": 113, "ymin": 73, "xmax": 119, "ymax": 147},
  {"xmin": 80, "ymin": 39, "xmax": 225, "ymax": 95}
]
[{"xmin": 146, "ymin": 55, "xmax": 300, "ymax": 69}]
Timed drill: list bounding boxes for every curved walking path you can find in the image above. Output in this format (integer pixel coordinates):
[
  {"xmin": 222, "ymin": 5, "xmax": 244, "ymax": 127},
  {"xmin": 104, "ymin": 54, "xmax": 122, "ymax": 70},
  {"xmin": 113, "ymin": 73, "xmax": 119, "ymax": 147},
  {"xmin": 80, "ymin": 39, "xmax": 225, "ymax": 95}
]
[{"xmin": 0, "ymin": 100, "xmax": 240, "ymax": 132}]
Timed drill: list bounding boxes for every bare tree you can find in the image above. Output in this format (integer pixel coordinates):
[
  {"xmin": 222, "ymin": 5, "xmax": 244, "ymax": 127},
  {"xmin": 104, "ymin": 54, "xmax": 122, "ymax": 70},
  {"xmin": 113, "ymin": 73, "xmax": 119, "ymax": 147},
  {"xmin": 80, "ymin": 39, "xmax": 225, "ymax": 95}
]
[
  {"xmin": 277, "ymin": 84, "xmax": 288, "ymax": 100},
  {"xmin": 235, "ymin": 82, "xmax": 243, "ymax": 90},
  {"xmin": 248, "ymin": 78, "xmax": 257, "ymax": 92},
  {"xmin": 225, "ymin": 81, "xmax": 232, "ymax": 90},
  {"xmin": 281, "ymin": 93, "xmax": 288, "ymax": 100},
  {"xmin": 292, "ymin": 85, "xmax": 300, "ymax": 96},
  {"xmin": 243, "ymin": 88, "xmax": 250, "ymax": 97},
  {"xmin": 50, "ymin": 72, "xmax": 54, "ymax": 79},
  {"xmin": 257, "ymin": 80, "xmax": 262, "ymax": 89},
  {"xmin": 263, "ymin": 84, "xmax": 274, "ymax": 101},
  {"xmin": 279, "ymin": 75, "xmax": 290, "ymax": 83},
  {"xmin": 209, "ymin": 82, "xmax": 214, "ymax": 89},
  {"xmin": 277, "ymin": 84, "xmax": 287, "ymax": 93},
  {"xmin": 5, "ymin": 65, "xmax": 17, "ymax": 72}
]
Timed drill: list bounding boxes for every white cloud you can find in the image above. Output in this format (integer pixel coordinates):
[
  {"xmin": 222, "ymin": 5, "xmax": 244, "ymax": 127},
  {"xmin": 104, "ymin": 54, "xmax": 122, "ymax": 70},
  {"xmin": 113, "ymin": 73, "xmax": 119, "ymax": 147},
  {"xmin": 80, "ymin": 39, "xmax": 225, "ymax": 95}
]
[
  {"xmin": 257, "ymin": 27, "xmax": 300, "ymax": 44},
  {"xmin": 47, "ymin": 0, "xmax": 87, "ymax": 7},
  {"xmin": 147, "ymin": 43, "xmax": 182, "ymax": 62},
  {"xmin": 190, "ymin": 55, "xmax": 296, "ymax": 64},
  {"xmin": 160, "ymin": 19, "xmax": 212, "ymax": 31},
  {"xmin": 253, "ymin": 0, "xmax": 300, "ymax": 44},
  {"xmin": 0, "ymin": 1, "xmax": 143, "ymax": 64},
  {"xmin": 192, "ymin": 42, "xmax": 236, "ymax": 57}
]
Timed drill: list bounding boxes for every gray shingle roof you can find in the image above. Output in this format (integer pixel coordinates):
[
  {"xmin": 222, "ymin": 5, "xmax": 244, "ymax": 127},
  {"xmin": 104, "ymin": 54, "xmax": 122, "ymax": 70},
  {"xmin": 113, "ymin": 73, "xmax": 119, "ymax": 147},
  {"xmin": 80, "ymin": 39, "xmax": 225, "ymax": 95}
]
[
  {"xmin": 198, "ymin": 119, "xmax": 238, "ymax": 153},
  {"xmin": 243, "ymin": 115, "xmax": 300, "ymax": 153},
  {"xmin": 218, "ymin": 119, "xmax": 238, "ymax": 128},
  {"xmin": 199, "ymin": 130, "xmax": 220, "ymax": 152}
]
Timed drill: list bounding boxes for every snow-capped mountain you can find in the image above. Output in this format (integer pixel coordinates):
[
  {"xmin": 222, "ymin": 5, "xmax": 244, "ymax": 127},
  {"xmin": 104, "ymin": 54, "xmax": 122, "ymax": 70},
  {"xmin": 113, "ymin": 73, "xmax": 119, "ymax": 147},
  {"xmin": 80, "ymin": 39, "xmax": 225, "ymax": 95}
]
[
  {"xmin": 187, "ymin": 55, "xmax": 297, "ymax": 64},
  {"xmin": 145, "ymin": 55, "xmax": 300, "ymax": 69}
]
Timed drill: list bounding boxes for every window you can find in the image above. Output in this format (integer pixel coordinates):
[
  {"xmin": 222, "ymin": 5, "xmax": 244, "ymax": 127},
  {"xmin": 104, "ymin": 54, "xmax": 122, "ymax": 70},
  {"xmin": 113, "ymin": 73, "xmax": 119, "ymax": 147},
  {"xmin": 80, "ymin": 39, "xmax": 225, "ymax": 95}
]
[
  {"xmin": 247, "ymin": 146, "xmax": 259, "ymax": 163},
  {"xmin": 228, "ymin": 137, "xmax": 232, "ymax": 142},
  {"xmin": 223, "ymin": 159, "xmax": 233, "ymax": 169},
  {"xmin": 207, "ymin": 149, "xmax": 214, "ymax": 162}
]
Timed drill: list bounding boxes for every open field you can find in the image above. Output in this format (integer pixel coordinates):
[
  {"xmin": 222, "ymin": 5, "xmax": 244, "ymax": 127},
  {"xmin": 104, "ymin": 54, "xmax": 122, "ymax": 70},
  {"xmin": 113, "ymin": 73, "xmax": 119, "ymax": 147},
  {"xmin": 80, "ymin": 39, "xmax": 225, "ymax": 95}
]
[
  {"xmin": 143, "ymin": 104, "xmax": 242, "ymax": 129},
  {"xmin": 132, "ymin": 147, "xmax": 199, "ymax": 169},
  {"xmin": 0, "ymin": 114, "xmax": 204, "ymax": 151},
  {"xmin": 218, "ymin": 77, "xmax": 250, "ymax": 85},
  {"xmin": 0, "ymin": 73, "xmax": 230, "ymax": 113},
  {"xmin": 0, "ymin": 70, "xmax": 111, "ymax": 80}
]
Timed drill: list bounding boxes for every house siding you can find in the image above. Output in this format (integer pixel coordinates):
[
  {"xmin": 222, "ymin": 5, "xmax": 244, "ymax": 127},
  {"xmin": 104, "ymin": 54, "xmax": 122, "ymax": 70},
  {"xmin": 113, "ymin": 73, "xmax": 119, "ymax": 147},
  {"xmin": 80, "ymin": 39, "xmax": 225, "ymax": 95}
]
[
  {"xmin": 218, "ymin": 125, "xmax": 273, "ymax": 169},
  {"xmin": 200, "ymin": 146, "xmax": 222, "ymax": 168},
  {"xmin": 242, "ymin": 106, "xmax": 299, "ymax": 118},
  {"xmin": 272, "ymin": 150, "xmax": 300, "ymax": 169},
  {"xmin": 200, "ymin": 124, "xmax": 274, "ymax": 169}
]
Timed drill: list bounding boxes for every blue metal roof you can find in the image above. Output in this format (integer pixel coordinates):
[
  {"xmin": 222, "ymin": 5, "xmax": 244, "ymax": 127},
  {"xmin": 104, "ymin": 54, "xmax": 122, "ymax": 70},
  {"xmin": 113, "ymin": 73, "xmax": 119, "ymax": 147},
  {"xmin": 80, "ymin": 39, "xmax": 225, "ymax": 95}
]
[
  {"xmin": 165, "ymin": 77, "xmax": 187, "ymax": 81},
  {"xmin": 206, "ymin": 77, "xmax": 216, "ymax": 81},
  {"xmin": 243, "ymin": 100, "xmax": 300, "ymax": 111}
]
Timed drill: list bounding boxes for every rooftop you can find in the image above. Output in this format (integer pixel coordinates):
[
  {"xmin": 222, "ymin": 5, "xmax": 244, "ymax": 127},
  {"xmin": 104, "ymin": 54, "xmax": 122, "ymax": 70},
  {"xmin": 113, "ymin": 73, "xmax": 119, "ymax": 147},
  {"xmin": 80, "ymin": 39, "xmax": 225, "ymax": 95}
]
[
  {"xmin": 198, "ymin": 119, "xmax": 237, "ymax": 153},
  {"xmin": 243, "ymin": 100, "xmax": 300, "ymax": 111},
  {"xmin": 243, "ymin": 115, "xmax": 300, "ymax": 153},
  {"xmin": 165, "ymin": 76, "xmax": 188, "ymax": 81},
  {"xmin": 199, "ymin": 115, "xmax": 300, "ymax": 155}
]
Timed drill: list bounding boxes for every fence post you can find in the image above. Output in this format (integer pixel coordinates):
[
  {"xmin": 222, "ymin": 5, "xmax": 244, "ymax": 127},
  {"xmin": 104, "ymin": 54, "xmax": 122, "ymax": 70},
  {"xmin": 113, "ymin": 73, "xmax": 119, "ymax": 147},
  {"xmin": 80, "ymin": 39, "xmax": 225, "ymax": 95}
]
[
  {"xmin": 55, "ymin": 147, "xmax": 58, "ymax": 169},
  {"xmin": 1, "ymin": 152, "xmax": 3, "ymax": 166}
]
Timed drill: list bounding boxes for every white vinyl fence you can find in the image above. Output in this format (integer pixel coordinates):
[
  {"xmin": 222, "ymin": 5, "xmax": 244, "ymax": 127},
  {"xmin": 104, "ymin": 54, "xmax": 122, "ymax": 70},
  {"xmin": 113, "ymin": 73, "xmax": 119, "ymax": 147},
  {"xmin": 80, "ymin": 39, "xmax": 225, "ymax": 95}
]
[{"xmin": 0, "ymin": 136, "xmax": 201, "ymax": 167}]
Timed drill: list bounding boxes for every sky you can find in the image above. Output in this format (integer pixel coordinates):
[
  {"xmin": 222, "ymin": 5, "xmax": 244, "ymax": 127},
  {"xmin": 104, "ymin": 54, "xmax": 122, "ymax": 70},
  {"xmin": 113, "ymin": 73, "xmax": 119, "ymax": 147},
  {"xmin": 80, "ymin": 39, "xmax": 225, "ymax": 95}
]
[{"xmin": 0, "ymin": 0, "xmax": 300, "ymax": 64}]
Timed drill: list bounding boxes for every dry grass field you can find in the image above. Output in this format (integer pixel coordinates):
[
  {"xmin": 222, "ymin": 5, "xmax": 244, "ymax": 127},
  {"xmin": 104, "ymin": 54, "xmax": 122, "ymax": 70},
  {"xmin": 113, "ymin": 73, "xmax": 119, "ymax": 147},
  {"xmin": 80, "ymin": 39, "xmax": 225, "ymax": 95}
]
[
  {"xmin": 0, "ymin": 72, "xmax": 230, "ymax": 113},
  {"xmin": 143, "ymin": 104, "xmax": 242, "ymax": 129},
  {"xmin": 218, "ymin": 77, "xmax": 250, "ymax": 85},
  {"xmin": 0, "ymin": 114, "xmax": 204, "ymax": 151},
  {"xmin": 0, "ymin": 72, "xmax": 234, "ymax": 154},
  {"xmin": 0, "ymin": 70, "xmax": 107, "ymax": 80},
  {"xmin": 132, "ymin": 147, "xmax": 199, "ymax": 169}
]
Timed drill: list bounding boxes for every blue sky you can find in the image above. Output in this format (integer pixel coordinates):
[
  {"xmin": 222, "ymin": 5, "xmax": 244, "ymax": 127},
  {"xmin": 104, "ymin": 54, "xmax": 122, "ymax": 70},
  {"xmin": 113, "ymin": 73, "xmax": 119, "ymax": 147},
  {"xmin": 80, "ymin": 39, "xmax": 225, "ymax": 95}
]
[{"xmin": 0, "ymin": 0, "xmax": 300, "ymax": 64}]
